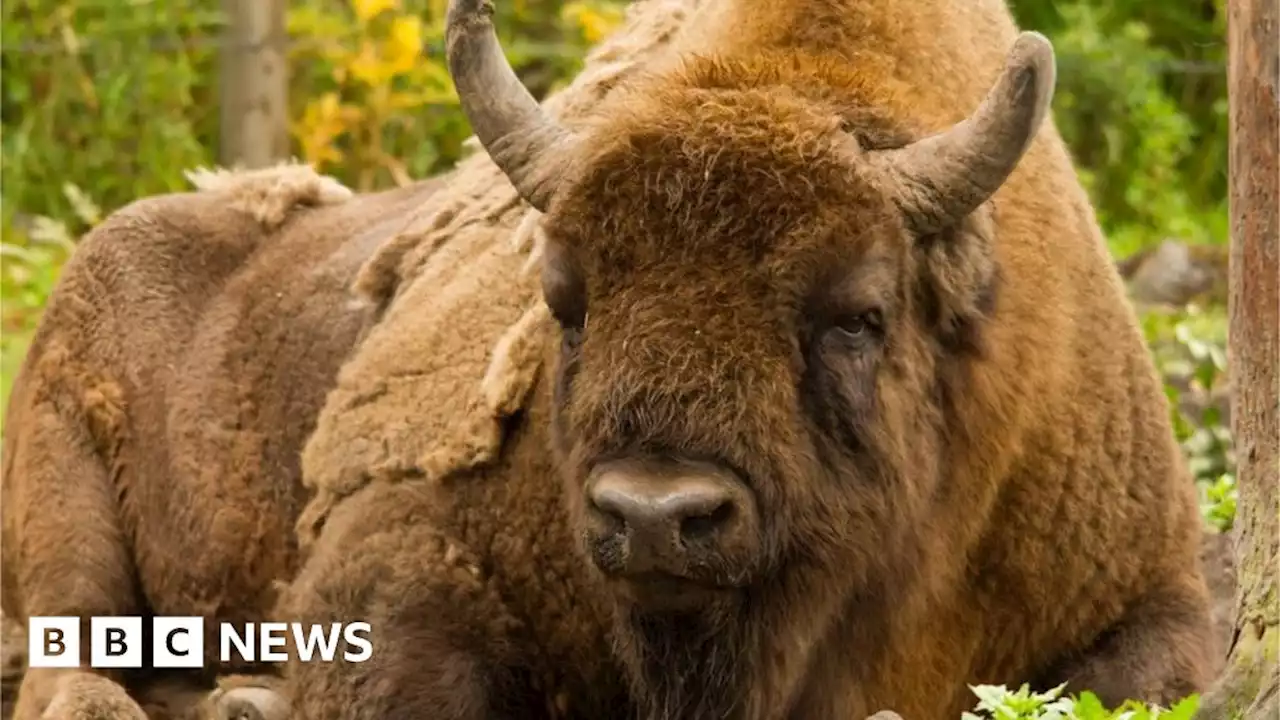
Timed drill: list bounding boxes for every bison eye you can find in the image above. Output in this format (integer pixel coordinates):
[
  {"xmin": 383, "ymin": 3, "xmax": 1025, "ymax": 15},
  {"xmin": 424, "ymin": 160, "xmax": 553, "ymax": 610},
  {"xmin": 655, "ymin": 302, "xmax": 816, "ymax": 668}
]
[{"xmin": 829, "ymin": 310, "xmax": 883, "ymax": 347}]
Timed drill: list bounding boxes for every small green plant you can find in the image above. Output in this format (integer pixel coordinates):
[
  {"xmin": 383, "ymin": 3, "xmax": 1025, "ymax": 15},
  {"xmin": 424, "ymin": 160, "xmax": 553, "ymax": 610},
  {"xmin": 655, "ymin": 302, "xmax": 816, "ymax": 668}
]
[
  {"xmin": 963, "ymin": 683, "xmax": 1199, "ymax": 720},
  {"xmin": 1199, "ymin": 472, "xmax": 1237, "ymax": 533},
  {"xmin": 1139, "ymin": 304, "xmax": 1237, "ymax": 531}
]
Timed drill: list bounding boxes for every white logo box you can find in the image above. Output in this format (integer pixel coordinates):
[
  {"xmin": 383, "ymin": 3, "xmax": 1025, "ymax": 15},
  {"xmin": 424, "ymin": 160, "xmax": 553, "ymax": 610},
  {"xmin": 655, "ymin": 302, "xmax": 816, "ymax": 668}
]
[{"xmin": 28, "ymin": 616, "xmax": 204, "ymax": 669}]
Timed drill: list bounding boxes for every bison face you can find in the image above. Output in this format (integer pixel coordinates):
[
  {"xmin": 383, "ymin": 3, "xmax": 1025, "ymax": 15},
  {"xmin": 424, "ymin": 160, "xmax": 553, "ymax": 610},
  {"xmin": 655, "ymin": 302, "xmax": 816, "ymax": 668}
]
[
  {"xmin": 443, "ymin": 0, "xmax": 1055, "ymax": 620},
  {"xmin": 534, "ymin": 99, "xmax": 940, "ymax": 614}
]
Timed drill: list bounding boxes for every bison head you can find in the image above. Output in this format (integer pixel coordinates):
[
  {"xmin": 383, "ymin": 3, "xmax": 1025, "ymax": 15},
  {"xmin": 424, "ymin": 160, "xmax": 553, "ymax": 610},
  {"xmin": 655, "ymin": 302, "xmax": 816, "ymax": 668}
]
[{"xmin": 447, "ymin": 0, "xmax": 1055, "ymax": 710}]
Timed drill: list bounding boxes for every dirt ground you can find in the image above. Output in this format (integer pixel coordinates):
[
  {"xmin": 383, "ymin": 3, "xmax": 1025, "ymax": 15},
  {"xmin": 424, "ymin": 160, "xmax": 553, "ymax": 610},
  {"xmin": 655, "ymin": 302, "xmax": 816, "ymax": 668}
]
[{"xmin": 0, "ymin": 530, "xmax": 1239, "ymax": 718}]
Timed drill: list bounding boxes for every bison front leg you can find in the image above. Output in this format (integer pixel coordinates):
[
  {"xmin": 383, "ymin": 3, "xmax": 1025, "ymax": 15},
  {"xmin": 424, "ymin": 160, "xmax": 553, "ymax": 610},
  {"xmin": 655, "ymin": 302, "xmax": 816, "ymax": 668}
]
[
  {"xmin": 4, "ymin": 388, "xmax": 149, "ymax": 720},
  {"xmin": 1035, "ymin": 572, "xmax": 1218, "ymax": 707},
  {"xmin": 278, "ymin": 483, "xmax": 546, "ymax": 720}
]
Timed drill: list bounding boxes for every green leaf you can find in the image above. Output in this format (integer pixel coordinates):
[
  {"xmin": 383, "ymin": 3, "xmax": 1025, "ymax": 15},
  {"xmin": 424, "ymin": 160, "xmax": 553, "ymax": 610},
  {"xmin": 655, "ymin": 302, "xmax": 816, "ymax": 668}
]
[
  {"xmin": 1163, "ymin": 694, "xmax": 1200, "ymax": 720},
  {"xmin": 1073, "ymin": 691, "xmax": 1108, "ymax": 720}
]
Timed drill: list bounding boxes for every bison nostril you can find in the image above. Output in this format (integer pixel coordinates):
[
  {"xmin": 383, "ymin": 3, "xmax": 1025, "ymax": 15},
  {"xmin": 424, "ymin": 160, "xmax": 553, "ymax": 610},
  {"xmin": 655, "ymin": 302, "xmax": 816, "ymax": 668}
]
[
  {"xmin": 588, "ymin": 495, "xmax": 627, "ymax": 534},
  {"xmin": 679, "ymin": 501, "xmax": 735, "ymax": 543},
  {"xmin": 598, "ymin": 506, "xmax": 626, "ymax": 533}
]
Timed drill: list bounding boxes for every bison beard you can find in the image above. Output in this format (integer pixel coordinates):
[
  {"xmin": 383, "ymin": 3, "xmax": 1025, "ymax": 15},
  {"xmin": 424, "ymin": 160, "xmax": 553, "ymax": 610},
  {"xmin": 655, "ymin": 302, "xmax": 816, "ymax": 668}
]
[
  {"xmin": 613, "ymin": 568, "xmax": 906, "ymax": 720},
  {"xmin": 616, "ymin": 604, "xmax": 752, "ymax": 720}
]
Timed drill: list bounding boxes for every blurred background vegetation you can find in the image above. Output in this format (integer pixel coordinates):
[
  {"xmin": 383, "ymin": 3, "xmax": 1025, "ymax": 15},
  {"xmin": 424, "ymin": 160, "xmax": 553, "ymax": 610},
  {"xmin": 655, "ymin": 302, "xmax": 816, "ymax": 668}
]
[{"xmin": 0, "ymin": 0, "xmax": 1235, "ymax": 529}]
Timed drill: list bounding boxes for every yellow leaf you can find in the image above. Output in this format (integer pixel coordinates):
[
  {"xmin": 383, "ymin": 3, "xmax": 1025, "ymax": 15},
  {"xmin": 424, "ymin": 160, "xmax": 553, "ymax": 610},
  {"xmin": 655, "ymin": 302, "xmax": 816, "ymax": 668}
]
[
  {"xmin": 292, "ymin": 92, "xmax": 362, "ymax": 170},
  {"xmin": 416, "ymin": 60, "xmax": 458, "ymax": 93},
  {"xmin": 349, "ymin": 40, "xmax": 391, "ymax": 87},
  {"xmin": 321, "ymin": 43, "xmax": 355, "ymax": 71},
  {"xmin": 298, "ymin": 94, "xmax": 350, "ymax": 142},
  {"xmin": 351, "ymin": 0, "xmax": 398, "ymax": 24},
  {"xmin": 562, "ymin": 1, "xmax": 624, "ymax": 45},
  {"xmin": 385, "ymin": 91, "xmax": 420, "ymax": 110},
  {"xmin": 428, "ymin": 0, "xmax": 446, "ymax": 24},
  {"xmin": 385, "ymin": 88, "xmax": 456, "ymax": 109},
  {"xmin": 384, "ymin": 15, "xmax": 423, "ymax": 74}
]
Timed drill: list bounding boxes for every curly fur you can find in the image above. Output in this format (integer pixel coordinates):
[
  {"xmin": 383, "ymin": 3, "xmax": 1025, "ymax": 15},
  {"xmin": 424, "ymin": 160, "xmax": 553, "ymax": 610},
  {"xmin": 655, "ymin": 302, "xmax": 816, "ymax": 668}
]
[
  {"xmin": 284, "ymin": 0, "xmax": 1215, "ymax": 718},
  {"xmin": 1, "ymin": 0, "xmax": 1217, "ymax": 718},
  {"xmin": 0, "ymin": 2, "xmax": 699, "ymax": 717},
  {"xmin": 0, "ymin": 164, "xmax": 441, "ymax": 718}
]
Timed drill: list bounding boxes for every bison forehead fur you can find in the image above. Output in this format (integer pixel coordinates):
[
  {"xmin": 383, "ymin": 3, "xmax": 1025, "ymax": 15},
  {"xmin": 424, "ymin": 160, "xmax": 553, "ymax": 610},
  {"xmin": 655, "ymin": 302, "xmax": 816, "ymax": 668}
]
[{"xmin": 541, "ymin": 60, "xmax": 964, "ymax": 582}]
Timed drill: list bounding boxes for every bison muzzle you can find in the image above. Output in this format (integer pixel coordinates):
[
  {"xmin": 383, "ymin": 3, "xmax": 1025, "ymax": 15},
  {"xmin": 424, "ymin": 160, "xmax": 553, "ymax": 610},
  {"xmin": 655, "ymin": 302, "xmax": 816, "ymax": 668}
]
[{"xmin": 584, "ymin": 457, "xmax": 761, "ymax": 606}]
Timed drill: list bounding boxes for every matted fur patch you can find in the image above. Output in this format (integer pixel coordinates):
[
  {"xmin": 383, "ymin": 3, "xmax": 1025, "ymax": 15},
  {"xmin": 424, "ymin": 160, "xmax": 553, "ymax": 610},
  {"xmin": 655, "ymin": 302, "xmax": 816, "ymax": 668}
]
[
  {"xmin": 184, "ymin": 161, "xmax": 353, "ymax": 232},
  {"xmin": 292, "ymin": 0, "xmax": 701, "ymax": 551}
]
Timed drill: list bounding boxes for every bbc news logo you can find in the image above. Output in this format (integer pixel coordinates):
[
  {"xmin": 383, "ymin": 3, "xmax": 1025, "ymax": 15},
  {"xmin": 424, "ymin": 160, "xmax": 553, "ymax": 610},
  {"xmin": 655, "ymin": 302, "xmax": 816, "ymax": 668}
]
[{"xmin": 28, "ymin": 617, "xmax": 372, "ymax": 669}]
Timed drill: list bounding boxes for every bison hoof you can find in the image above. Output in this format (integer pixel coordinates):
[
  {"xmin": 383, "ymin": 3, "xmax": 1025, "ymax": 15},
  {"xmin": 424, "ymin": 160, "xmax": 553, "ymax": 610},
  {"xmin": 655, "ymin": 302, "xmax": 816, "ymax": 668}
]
[{"xmin": 209, "ymin": 686, "xmax": 291, "ymax": 720}]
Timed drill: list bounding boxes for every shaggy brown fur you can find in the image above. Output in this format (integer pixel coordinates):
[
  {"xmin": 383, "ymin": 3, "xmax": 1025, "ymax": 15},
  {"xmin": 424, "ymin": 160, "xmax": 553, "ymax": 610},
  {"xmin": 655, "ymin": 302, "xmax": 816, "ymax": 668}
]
[
  {"xmin": 2, "ymin": 0, "xmax": 1217, "ymax": 718},
  {"xmin": 0, "ymin": 163, "xmax": 441, "ymax": 718},
  {"xmin": 0, "ymin": 3, "xmax": 705, "ymax": 717},
  {"xmin": 281, "ymin": 0, "xmax": 1216, "ymax": 719}
]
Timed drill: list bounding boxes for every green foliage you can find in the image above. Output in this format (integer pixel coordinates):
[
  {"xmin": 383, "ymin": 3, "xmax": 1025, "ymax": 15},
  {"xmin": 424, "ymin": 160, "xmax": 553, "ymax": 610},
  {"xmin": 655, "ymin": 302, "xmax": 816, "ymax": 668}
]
[
  {"xmin": 1009, "ymin": 0, "xmax": 1228, "ymax": 258},
  {"xmin": 963, "ymin": 683, "xmax": 1199, "ymax": 720},
  {"xmin": 1140, "ymin": 304, "xmax": 1236, "ymax": 531},
  {"xmin": 0, "ymin": 0, "xmax": 616, "ymax": 225},
  {"xmin": 285, "ymin": 0, "xmax": 620, "ymax": 190},
  {"xmin": 1, "ymin": 0, "xmax": 227, "ymax": 427},
  {"xmin": 1199, "ymin": 473, "xmax": 1237, "ymax": 534},
  {"xmin": 1, "ymin": 0, "xmax": 222, "ymax": 238},
  {"xmin": 0, "ymin": 0, "xmax": 620, "ymax": 417}
]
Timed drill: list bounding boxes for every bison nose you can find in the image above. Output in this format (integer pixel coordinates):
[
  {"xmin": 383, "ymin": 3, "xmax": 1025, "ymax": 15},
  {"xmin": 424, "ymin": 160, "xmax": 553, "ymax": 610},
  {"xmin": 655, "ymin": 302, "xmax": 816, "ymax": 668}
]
[
  {"xmin": 591, "ymin": 477, "xmax": 734, "ymax": 542},
  {"xmin": 583, "ymin": 459, "xmax": 757, "ymax": 581}
]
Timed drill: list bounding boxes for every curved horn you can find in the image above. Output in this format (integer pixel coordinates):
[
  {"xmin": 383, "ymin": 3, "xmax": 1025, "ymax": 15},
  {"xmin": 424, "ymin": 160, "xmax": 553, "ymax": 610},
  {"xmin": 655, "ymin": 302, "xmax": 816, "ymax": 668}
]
[
  {"xmin": 445, "ymin": 0, "xmax": 572, "ymax": 211},
  {"xmin": 877, "ymin": 32, "xmax": 1057, "ymax": 234}
]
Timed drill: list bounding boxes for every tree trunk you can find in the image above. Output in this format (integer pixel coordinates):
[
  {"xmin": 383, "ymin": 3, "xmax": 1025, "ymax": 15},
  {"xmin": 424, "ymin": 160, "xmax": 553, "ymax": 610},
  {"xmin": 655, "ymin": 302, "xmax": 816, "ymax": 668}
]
[
  {"xmin": 219, "ymin": 0, "xmax": 290, "ymax": 169},
  {"xmin": 1194, "ymin": 0, "xmax": 1279, "ymax": 717}
]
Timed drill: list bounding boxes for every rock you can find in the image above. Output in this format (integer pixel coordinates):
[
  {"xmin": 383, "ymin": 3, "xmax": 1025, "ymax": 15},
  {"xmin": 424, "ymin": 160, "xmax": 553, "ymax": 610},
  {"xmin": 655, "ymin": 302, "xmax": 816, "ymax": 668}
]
[{"xmin": 1120, "ymin": 239, "xmax": 1224, "ymax": 307}]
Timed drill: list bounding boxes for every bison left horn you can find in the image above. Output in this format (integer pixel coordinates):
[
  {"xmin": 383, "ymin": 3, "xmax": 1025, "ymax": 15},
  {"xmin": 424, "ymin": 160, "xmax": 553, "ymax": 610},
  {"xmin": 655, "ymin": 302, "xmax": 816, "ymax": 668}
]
[
  {"xmin": 445, "ymin": 0, "xmax": 574, "ymax": 212},
  {"xmin": 874, "ymin": 31, "xmax": 1057, "ymax": 234}
]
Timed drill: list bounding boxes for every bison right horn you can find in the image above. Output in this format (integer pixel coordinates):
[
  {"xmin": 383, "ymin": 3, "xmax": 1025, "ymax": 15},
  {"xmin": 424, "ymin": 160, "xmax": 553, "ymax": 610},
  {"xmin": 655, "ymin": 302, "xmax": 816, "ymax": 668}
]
[
  {"xmin": 445, "ymin": 0, "xmax": 575, "ymax": 212},
  {"xmin": 873, "ymin": 31, "xmax": 1057, "ymax": 235}
]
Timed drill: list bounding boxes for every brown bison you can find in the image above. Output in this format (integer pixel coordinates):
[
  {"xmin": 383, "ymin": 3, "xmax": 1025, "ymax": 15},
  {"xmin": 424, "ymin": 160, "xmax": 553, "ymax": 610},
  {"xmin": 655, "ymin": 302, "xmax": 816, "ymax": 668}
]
[
  {"xmin": 281, "ymin": 0, "xmax": 1218, "ymax": 716},
  {"xmin": 2, "ymin": 0, "xmax": 1217, "ymax": 717},
  {"xmin": 0, "ymin": 164, "xmax": 446, "ymax": 719}
]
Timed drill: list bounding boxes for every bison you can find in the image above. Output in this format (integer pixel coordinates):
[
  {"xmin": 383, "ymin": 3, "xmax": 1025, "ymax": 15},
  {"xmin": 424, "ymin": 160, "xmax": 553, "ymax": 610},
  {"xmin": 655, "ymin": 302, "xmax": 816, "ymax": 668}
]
[
  {"xmin": 2, "ymin": 0, "xmax": 1217, "ymax": 717},
  {"xmin": 0, "ymin": 165, "xmax": 445, "ymax": 719}
]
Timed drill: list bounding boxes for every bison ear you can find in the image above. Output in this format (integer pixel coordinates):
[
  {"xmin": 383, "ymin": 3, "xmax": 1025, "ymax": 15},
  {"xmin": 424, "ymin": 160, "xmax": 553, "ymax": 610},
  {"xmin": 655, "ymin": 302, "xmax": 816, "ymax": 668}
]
[{"xmin": 914, "ymin": 203, "xmax": 1000, "ymax": 355}]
